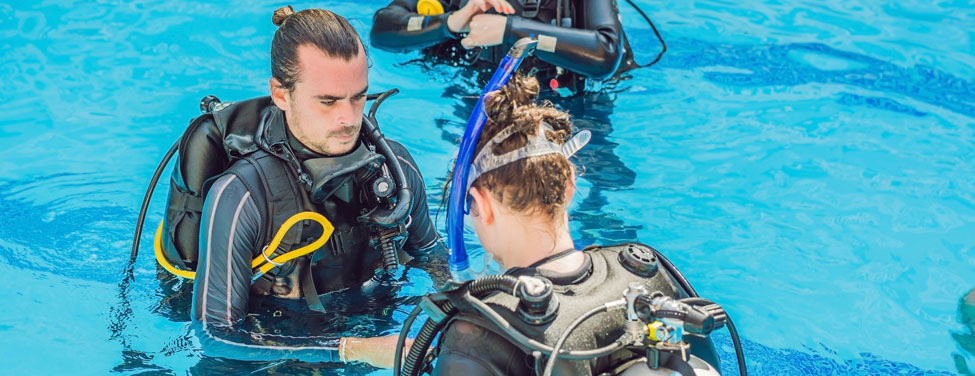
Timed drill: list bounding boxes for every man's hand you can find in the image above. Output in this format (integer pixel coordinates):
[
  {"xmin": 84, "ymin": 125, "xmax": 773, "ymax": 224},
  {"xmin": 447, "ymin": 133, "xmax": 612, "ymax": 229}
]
[
  {"xmin": 460, "ymin": 14, "xmax": 508, "ymax": 49},
  {"xmin": 446, "ymin": 0, "xmax": 514, "ymax": 33},
  {"xmin": 341, "ymin": 335, "xmax": 415, "ymax": 369}
]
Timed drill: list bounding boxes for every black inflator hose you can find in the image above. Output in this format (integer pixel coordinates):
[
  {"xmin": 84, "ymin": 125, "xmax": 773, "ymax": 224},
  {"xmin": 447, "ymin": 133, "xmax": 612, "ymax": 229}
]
[
  {"xmin": 361, "ymin": 89, "xmax": 414, "ymax": 228},
  {"xmin": 623, "ymin": 0, "xmax": 667, "ymax": 68},
  {"xmin": 401, "ymin": 274, "xmax": 625, "ymax": 376},
  {"xmin": 467, "ymin": 296, "xmax": 624, "ymax": 360},
  {"xmin": 129, "ymin": 139, "xmax": 179, "ymax": 266},
  {"xmin": 400, "ymin": 275, "xmax": 522, "ymax": 376},
  {"xmin": 681, "ymin": 298, "xmax": 748, "ymax": 376},
  {"xmin": 394, "ymin": 304, "xmax": 424, "ymax": 376},
  {"xmin": 542, "ymin": 304, "xmax": 613, "ymax": 376},
  {"xmin": 401, "ymin": 319, "xmax": 446, "ymax": 376}
]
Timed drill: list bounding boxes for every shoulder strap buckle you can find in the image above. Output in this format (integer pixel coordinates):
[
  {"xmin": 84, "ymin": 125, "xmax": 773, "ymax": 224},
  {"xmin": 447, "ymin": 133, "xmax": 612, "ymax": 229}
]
[{"xmin": 522, "ymin": 0, "xmax": 540, "ymax": 18}]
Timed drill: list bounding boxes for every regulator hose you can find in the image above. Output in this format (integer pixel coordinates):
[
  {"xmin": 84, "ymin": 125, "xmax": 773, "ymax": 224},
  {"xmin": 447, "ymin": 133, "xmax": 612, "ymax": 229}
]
[
  {"xmin": 399, "ymin": 275, "xmax": 626, "ymax": 376},
  {"xmin": 130, "ymin": 139, "xmax": 179, "ymax": 266},
  {"xmin": 682, "ymin": 298, "xmax": 748, "ymax": 376},
  {"xmin": 393, "ymin": 304, "xmax": 424, "ymax": 376},
  {"xmin": 360, "ymin": 89, "xmax": 413, "ymax": 228},
  {"xmin": 400, "ymin": 275, "xmax": 522, "ymax": 376},
  {"xmin": 541, "ymin": 304, "xmax": 615, "ymax": 376}
]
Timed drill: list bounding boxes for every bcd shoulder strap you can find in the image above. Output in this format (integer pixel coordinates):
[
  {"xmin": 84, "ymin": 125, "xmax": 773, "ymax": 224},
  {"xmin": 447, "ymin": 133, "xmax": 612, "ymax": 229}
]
[
  {"xmin": 237, "ymin": 151, "xmax": 304, "ymax": 292},
  {"xmin": 237, "ymin": 150, "xmax": 327, "ymax": 312}
]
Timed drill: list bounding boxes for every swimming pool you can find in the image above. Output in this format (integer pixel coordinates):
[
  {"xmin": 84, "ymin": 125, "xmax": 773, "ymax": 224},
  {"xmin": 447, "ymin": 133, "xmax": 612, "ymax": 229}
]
[{"xmin": 0, "ymin": 0, "xmax": 972, "ymax": 374}]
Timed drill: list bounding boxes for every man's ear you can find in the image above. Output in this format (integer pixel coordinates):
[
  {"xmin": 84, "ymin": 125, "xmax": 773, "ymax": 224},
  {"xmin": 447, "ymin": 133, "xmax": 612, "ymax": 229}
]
[
  {"xmin": 469, "ymin": 187, "xmax": 494, "ymax": 226},
  {"xmin": 269, "ymin": 77, "xmax": 289, "ymax": 111}
]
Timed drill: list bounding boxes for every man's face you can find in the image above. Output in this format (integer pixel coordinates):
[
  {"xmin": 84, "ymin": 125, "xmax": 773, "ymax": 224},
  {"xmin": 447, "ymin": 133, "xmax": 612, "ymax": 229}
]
[{"xmin": 271, "ymin": 44, "xmax": 368, "ymax": 155}]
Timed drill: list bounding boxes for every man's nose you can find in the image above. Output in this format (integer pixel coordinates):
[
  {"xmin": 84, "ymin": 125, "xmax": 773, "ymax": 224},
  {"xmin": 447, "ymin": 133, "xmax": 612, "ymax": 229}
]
[{"xmin": 336, "ymin": 100, "xmax": 357, "ymax": 124}]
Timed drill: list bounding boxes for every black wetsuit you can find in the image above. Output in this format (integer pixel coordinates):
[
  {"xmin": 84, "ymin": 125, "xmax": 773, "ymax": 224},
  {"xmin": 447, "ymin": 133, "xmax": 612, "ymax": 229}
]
[
  {"xmin": 371, "ymin": 0, "xmax": 627, "ymax": 83},
  {"xmin": 190, "ymin": 106, "xmax": 443, "ymax": 362},
  {"xmin": 432, "ymin": 247, "xmax": 720, "ymax": 375}
]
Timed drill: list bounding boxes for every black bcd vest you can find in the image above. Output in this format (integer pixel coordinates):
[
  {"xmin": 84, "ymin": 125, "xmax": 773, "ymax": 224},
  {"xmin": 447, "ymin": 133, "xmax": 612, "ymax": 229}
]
[
  {"xmin": 160, "ymin": 96, "xmax": 348, "ymax": 307},
  {"xmin": 436, "ymin": 243, "xmax": 720, "ymax": 375}
]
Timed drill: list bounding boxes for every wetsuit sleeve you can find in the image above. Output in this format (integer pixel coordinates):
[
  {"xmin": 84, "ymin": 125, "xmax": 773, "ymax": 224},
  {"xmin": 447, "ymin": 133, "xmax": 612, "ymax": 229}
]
[
  {"xmin": 505, "ymin": 1, "xmax": 624, "ymax": 79},
  {"xmin": 389, "ymin": 141, "xmax": 445, "ymax": 258},
  {"xmin": 370, "ymin": 0, "xmax": 460, "ymax": 52},
  {"xmin": 433, "ymin": 320, "xmax": 531, "ymax": 376},
  {"xmin": 191, "ymin": 173, "xmax": 341, "ymax": 362}
]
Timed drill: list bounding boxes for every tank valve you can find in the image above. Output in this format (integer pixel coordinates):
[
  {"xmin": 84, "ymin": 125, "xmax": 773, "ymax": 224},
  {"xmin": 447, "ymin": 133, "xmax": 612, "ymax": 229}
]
[
  {"xmin": 200, "ymin": 95, "xmax": 221, "ymax": 114},
  {"xmin": 517, "ymin": 276, "xmax": 559, "ymax": 325}
]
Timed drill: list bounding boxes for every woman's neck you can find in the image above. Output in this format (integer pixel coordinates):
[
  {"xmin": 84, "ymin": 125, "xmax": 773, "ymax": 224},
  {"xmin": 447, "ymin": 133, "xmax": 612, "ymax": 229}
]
[{"xmin": 500, "ymin": 212, "xmax": 582, "ymax": 272}]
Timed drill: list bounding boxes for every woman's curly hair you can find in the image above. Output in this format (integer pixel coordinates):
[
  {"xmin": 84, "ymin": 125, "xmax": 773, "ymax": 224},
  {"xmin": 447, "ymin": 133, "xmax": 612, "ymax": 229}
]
[{"xmin": 472, "ymin": 75, "xmax": 575, "ymax": 218}]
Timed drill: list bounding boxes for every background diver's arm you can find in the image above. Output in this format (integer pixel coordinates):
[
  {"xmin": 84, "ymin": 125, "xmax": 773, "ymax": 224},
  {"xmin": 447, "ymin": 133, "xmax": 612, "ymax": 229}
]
[
  {"xmin": 370, "ymin": 0, "xmax": 459, "ymax": 52},
  {"xmin": 505, "ymin": 1, "xmax": 624, "ymax": 79},
  {"xmin": 190, "ymin": 174, "xmax": 341, "ymax": 362}
]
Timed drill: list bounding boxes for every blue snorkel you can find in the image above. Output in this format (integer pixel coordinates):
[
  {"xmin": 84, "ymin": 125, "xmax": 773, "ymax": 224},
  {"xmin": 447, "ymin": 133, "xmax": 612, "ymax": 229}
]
[{"xmin": 447, "ymin": 38, "xmax": 538, "ymax": 282}]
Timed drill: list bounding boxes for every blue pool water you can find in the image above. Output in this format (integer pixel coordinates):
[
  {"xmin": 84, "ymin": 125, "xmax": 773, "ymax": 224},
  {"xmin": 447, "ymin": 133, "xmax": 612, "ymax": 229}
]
[{"xmin": 1, "ymin": 0, "xmax": 973, "ymax": 374}]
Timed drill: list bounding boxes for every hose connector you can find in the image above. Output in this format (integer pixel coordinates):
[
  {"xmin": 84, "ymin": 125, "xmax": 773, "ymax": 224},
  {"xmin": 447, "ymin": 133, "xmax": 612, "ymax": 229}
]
[
  {"xmin": 516, "ymin": 276, "xmax": 559, "ymax": 325},
  {"xmin": 624, "ymin": 282, "xmax": 648, "ymax": 321}
]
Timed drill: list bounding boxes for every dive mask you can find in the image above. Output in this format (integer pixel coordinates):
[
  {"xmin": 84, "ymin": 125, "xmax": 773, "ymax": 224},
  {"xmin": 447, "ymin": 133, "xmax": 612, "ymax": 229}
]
[
  {"xmin": 464, "ymin": 122, "xmax": 591, "ymax": 211},
  {"xmin": 302, "ymin": 142, "xmax": 385, "ymax": 203}
]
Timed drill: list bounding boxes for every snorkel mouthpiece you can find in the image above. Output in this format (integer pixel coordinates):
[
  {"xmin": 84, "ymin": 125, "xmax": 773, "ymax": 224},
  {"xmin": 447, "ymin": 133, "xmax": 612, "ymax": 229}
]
[{"xmin": 446, "ymin": 38, "xmax": 539, "ymax": 282}]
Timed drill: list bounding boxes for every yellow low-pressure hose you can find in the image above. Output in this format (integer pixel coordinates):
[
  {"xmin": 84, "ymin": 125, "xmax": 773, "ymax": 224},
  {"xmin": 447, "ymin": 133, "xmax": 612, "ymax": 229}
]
[
  {"xmin": 252, "ymin": 211, "xmax": 334, "ymax": 275},
  {"xmin": 155, "ymin": 221, "xmax": 195, "ymax": 278},
  {"xmin": 154, "ymin": 211, "xmax": 334, "ymax": 279}
]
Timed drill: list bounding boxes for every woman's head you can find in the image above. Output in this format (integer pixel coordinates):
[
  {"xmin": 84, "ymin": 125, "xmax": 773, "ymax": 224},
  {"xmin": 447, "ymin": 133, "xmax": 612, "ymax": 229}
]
[{"xmin": 466, "ymin": 75, "xmax": 584, "ymax": 267}]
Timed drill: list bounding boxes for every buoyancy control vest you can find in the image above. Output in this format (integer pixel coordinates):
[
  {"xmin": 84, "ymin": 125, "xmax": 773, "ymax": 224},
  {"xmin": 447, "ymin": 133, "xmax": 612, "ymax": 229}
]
[
  {"xmin": 157, "ymin": 92, "xmax": 412, "ymax": 303},
  {"xmin": 159, "ymin": 96, "xmax": 313, "ymax": 294},
  {"xmin": 435, "ymin": 243, "xmax": 720, "ymax": 375}
]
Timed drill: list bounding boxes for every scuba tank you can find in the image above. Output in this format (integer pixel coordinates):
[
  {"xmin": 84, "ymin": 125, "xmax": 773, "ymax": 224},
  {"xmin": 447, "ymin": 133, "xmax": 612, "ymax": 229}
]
[{"xmin": 394, "ymin": 244, "xmax": 748, "ymax": 376}]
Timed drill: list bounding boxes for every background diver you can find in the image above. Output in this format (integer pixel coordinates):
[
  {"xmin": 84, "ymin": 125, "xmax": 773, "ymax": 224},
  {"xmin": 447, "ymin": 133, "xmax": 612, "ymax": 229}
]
[{"xmin": 370, "ymin": 0, "xmax": 667, "ymax": 244}]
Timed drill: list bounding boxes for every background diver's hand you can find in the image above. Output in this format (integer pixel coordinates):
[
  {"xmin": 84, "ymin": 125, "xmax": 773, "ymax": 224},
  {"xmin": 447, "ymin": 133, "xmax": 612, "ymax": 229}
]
[
  {"xmin": 446, "ymin": 0, "xmax": 514, "ymax": 33},
  {"xmin": 461, "ymin": 14, "xmax": 508, "ymax": 49},
  {"xmin": 340, "ymin": 334, "xmax": 414, "ymax": 369}
]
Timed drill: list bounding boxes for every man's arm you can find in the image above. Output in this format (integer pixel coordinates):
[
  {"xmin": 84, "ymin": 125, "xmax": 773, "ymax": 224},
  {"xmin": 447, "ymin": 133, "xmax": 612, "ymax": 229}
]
[
  {"xmin": 190, "ymin": 173, "xmax": 342, "ymax": 362},
  {"xmin": 505, "ymin": 1, "xmax": 624, "ymax": 79},
  {"xmin": 371, "ymin": 0, "xmax": 460, "ymax": 52}
]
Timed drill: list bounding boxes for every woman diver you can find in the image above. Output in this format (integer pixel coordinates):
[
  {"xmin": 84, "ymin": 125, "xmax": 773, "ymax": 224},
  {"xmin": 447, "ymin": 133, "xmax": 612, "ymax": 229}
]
[{"xmin": 391, "ymin": 74, "xmax": 730, "ymax": 375}]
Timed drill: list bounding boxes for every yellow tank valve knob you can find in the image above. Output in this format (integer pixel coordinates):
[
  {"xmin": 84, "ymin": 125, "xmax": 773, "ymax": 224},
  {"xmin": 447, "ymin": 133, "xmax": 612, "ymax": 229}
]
[{"xmin": 647, "ymin": 321, "xmax": 666, "ymax": 341}]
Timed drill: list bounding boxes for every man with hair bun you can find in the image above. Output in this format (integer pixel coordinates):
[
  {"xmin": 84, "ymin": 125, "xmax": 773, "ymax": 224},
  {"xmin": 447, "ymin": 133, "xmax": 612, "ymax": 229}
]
[{"xmin": 158, "ymin": 5, "xmax": 443, "ymax": 369}]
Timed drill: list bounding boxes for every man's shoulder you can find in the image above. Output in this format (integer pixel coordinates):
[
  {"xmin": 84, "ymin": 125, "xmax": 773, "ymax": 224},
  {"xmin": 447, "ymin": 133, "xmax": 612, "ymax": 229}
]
[
  {"xmin": 384, "ymin": 139, "xmax": 423, "ymax": 176},
  {"xmin": 384, "ymin": 138, "xmax": 412, "ymax": 157},
  {"xmin": 205, "ymin": 154, "xmax": 279, "ymax": 204}
]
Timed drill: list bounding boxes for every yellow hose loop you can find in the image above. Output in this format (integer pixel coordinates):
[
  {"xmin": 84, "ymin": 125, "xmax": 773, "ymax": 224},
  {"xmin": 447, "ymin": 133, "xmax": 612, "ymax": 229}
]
[
  {"xmin": 253, "ymin": 211, "xmax": 334, "ymax": 275},
  {"xmin": 154, "ymin": 221, "xmax": 196, "ymax": 279},
  {"xmin": 153, "ymin": 211, "xmax": 334, "ymax": 280}
]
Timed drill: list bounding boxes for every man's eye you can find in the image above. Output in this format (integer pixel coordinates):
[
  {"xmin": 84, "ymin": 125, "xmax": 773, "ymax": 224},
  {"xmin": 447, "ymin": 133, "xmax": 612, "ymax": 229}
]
[
  {"xmin": 320, "ymin": 100, "xmax": 336, "ymax": 105},
  {"xmin": 352, "ymin": 95, "xmax": 365, "ymax": 102}
]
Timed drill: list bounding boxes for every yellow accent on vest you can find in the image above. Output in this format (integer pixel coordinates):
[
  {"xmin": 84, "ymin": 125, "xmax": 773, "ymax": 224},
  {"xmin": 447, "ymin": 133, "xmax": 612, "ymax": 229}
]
[
  {"xmin": 154, "ymin": 211, "xmax": 334, "ymax": 279},
  {"xmin": 417, "ymin": 0, "xmax": 445, "ymax": 15}
]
